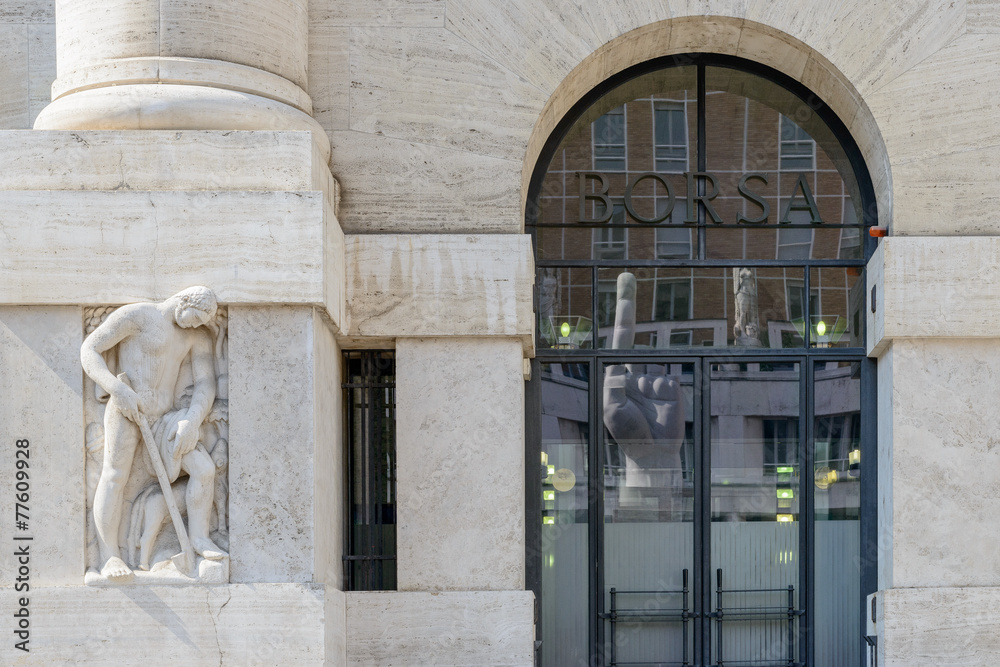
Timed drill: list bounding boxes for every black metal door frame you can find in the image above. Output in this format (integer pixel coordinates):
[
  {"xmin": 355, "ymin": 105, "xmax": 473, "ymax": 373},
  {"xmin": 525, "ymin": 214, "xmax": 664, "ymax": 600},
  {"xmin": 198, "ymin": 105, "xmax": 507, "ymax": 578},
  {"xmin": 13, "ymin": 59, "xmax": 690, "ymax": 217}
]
[
  {"xmin": 592, "ymin": 355, "xmax": 814, "ymax": 667},
  {"xmin": 529, "ymin": 351, "xmax": 875, "ymax": 667}
]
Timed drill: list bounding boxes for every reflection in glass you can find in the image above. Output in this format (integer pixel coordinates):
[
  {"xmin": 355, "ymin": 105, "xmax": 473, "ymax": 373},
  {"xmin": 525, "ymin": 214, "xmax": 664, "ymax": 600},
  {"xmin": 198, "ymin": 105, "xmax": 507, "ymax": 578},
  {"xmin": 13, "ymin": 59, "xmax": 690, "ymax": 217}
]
[
  {"xmin": 814, "ymin": 361, "xmax": 862, "ymax": 666},
  {"xmin": 710, "ymin": 362, "xmax": 801, "ymax": 665},
  {"xmin": 540, "ymin": 363, "xmax": 591, "ymax": 667},
  {"xmin": 810, "ymin": 267, "xmax": 864, "ymax": 348},
  {"xmin": 537, "ymin": 267, "xmax": 594, "ymax": 350},
  {"xmin": 597, "ymin": 268, "xmax": 808, "ymax": 349},
  {"xmin": 602, "ymin": 272, "xmax": 694, "ymax": 664}
]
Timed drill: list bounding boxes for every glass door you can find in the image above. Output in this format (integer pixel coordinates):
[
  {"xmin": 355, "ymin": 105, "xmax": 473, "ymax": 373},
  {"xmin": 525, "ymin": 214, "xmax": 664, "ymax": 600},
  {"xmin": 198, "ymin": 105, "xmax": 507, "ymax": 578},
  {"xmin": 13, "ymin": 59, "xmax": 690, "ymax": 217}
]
[
  {"xmin": 600, "ymin": 359, "xmax": 698, "ymax": 666},
  {"xmin": 596, "ymin": 358, "xmax": 806, "ymax": 667},
  {"xmin": 708, "ymin": 361, "xmax": 803, "ymax": 667}
]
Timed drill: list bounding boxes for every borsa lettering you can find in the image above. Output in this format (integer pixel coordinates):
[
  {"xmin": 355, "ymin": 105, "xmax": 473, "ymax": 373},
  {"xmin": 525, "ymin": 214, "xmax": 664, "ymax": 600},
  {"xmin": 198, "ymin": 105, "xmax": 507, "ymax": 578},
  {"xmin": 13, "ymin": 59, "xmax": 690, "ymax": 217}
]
[{"xmin": 577, "ymin": 171, "xmax": 823, "ymax": 225}]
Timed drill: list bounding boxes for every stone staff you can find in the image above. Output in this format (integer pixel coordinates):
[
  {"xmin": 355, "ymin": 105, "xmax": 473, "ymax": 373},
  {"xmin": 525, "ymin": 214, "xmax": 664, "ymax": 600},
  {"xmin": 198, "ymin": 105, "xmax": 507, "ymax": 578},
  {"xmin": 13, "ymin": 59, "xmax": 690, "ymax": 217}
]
[{"xmin": 119, "ymin": 373, "xmax": 196, "ymax": 575}]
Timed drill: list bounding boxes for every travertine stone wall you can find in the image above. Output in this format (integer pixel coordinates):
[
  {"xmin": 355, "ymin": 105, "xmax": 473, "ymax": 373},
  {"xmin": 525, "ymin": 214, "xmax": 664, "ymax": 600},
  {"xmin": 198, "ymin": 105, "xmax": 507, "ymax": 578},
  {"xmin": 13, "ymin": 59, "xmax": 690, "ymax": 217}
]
[
  {"xmin": 228, "ymin": 306, "xmax": 343, "ymax": 585},
  {"xmin": 0, "ymin": 307, "xmax": 83, "ymax": 586},
  {"xmin": 0, "ymin": 130, "xmax": 344, "ymax": 323},
  {"xmin": 867, "ymin": 237, "xmax": 1000, "ymax": 355},
  {"xmin": 870, "ymin": 587, "xmax": 1000, "ymax": 666},
  {"xmin": 346, "ymin": 590, "xmax": 534, "ymax": 666},
  {"xmin": 0, "ymin": 0, "xmax": 53, "ymax": 128},
  {"xmin": 395, "ymin": 338, "xmax": 526, "ymax": 592},
  {"xmin": 310, "ymin": 0, "xmax": 991, "ymax": 237},
  {"xmin": 345, "ymin": 234, "xmax": 535, "ymax": 353},
  {"xmin": 876, "ymin": 338, "xmax": 1000, "ymax": 590},
  {"xmin": 0, "ymin": 584, "xmax": 330, "ymax": 664}
]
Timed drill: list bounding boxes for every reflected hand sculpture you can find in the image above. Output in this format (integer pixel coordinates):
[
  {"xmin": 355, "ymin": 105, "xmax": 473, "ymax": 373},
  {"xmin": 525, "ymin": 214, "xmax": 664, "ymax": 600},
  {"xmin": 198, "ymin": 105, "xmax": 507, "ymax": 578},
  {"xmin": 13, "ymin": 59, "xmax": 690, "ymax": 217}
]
[{"xmin": 603, "ymin": 273, "xmax": 686, "ymax": 516}]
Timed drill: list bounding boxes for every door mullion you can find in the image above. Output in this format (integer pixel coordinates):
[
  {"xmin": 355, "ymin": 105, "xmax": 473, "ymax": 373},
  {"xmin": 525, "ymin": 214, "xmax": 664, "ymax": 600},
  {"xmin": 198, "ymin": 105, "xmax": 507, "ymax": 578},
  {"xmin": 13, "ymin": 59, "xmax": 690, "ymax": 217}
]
[
  {"xmin": 592, "ymin": 357, "xmax": 604, "ymax": 666},
  {"xmin": 802, "ymin": 358, "xmax": 815, "ymax": 667},
  {"xmin": 696, "ymin": 358, "xmax": 713, "ymax": 667}
]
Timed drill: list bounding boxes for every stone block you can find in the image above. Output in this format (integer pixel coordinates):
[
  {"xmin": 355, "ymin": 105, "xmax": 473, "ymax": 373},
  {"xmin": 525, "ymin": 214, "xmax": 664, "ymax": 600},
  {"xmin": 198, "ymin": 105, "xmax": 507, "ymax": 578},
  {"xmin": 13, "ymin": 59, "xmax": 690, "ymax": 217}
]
[
  {"xmin": 0, "ymin": 189, "xmax": 343, "ymax": 321},
  {"xmin": 748, "ymin": 0, "xmax": 963, "ymax": 96},
  {"xmin": 0, "ymin": 584, "xmax": 329, "ymax": 665},
  {"xmin": 324, "ymin": 587, "xmax": 347, "ymax": 665},
  {"xmin": 892, "ymin": 143, "xmax": 1000, "ymax": 237},
  {"xmin": 876, "ymin": 341, "xmax": 894, "ymax": 592},
  {"xmin": 159, "ymin": 0, "xmax": 309, "ymax": 90},
  {"xmin": 27, "ymin": 23, "xmax": 54, "ymax": 126},
  {"xmin": 345, "ymin": 234, "xmax": 534, "ymax": 351},
  {"xmin": 229, "ymin": 307, "xmax": 319, "ymax": 583},
  {"xmin": 969, "ymin": 0, "xmax": 1000, "ymax": 33},
  {"xmin": 868, "ymin": 237, "xmax": 1000, "ymax": 353},
  {"xmin": 312, "ymin": 311, "xmax": 343, "ymax": 586},
  {"xmin": 309, "ymin": 0, "xmax": 445, "ymax": 27},
  {"xmin": 331, "ymin": 130, "xmax": 521, "ymax": 234},
  {"xmin": 348, "ymin": 27, "xmax": 545, "ymax": 161},
  {"xmin": 0, "ymin": 130, "xmax": 331, "ymax": 194},
  {"xmin": 445, "ymin": 1, "xmax": 600, "ymax": 93},
  {"xmin": 0, "ymin": 0, "xmax": 53, "ymax": 23},
  {"xmin": 0, "ymin": 307, "xmax": 84, "ymax": 586},
  {"xmin": 873, "ymin": 587, "xmax": 1000, "ymax": 666},
  {"xmin": 867, "ymin": 34, "xmax": 1000, "ymax": 184},
  {"xmin": 227, "ymin": 308, "xmax": 342, "ymax": 585},
  {"xmin": 396, "ymin": 338, "xmax": 525, "ymax": 591},
  {"xmin": 0, "ymin": 23, "xmax": 28, "ymax": 129},
  {"xmin": 346, "ymin": 590, "xmax": 535, "ymax": 666},
  {"xmin": 308, "ymin": 25, "xmax": 350, "ymax": 132},
  {"xmin": 574, "ymin": 1, "xmax": 670, "ymax": 45},
  {"xmin": 884, "ymin": 339, "xmax": 1000, "ymax": 589}
]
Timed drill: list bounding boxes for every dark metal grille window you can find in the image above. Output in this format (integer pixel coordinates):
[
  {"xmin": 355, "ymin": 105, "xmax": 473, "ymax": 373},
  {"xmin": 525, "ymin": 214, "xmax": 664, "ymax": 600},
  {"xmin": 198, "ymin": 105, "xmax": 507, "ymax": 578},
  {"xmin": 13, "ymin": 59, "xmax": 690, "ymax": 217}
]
[{"xmin": 343, "ymin": 351, "xmax": 396, "ymax": 591}]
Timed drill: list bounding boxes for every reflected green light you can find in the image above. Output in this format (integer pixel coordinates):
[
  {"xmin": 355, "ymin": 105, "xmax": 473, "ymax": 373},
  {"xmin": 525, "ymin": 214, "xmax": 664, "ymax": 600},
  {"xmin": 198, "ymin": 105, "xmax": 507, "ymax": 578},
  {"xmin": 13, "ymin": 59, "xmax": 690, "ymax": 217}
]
[
  {"xmin": 777, "ymin": 488, "xmax": 795, "ymax": 499},
  {"xmin": 560, "ymin": 322, "xmax": 571, "ymax": 337},
  {"xmin": 816, "ymin": 320, "xmax": 827, "ymax": 337},
  {"xmin": 776, "ymin": 466, "xmax": 794, "ymax": 474}
]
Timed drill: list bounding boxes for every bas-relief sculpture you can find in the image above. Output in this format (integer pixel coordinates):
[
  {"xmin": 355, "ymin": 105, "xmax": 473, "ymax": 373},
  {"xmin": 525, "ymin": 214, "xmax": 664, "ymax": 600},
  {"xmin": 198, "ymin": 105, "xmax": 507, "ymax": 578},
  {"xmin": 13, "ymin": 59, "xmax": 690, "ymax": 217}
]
[
  {"xmin": 82, "ymin": 287, "xmax": 230, "ymax": 585},
  {"xmin": 603, "ymin": 272, "xmax": 686, "ymax": 520}
]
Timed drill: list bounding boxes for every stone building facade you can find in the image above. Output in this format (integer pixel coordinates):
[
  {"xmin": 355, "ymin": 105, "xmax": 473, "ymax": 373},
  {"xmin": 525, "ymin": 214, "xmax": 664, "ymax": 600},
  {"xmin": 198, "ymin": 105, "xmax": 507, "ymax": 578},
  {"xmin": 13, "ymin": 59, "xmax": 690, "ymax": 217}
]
[{"xmin": 0, "ymin": 2, "xmax": 998, "ymax": 666}]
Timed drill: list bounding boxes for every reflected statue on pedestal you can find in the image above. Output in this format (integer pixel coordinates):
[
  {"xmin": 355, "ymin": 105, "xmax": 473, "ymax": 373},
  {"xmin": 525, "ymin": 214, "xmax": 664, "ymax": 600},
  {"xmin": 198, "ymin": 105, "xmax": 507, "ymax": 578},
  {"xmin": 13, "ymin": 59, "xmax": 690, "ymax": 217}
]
[
  {"xmin": 603, "ymin": 272, "xmax": 686, "ymax": 520},
  {"xmin": 733, "ymin": 267, "xmax": 762, "ymax": 347}
]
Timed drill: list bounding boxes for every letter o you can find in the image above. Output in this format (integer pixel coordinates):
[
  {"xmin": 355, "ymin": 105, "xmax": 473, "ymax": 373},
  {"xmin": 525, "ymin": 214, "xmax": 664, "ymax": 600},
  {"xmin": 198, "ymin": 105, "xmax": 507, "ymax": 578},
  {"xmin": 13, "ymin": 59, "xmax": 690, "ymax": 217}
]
[
  {"xmin": 18, "ymin": 618, "xmax": 29, "ymax": 628},
  {"xmin": 19, "ymin": 566, "xmax": 28, "ymax": 576},
  {"xmin": 624, "ymin": 173, "xmax": 674, "ymax": 224}
]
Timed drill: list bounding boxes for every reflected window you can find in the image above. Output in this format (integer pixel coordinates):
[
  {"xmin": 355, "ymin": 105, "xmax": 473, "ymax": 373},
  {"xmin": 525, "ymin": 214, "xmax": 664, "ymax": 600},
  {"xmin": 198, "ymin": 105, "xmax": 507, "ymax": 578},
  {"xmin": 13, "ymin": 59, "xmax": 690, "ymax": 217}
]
[
  {"xmin": 592, "ymin": 203, "xmax": 627, "ymax": 260},
  {"xmin": 655, "ymin": 226, "xmax": 693, "ymax": 258},
  {"xmin": 654, "ymin": 101, "xmax": 688, "ymax": 171},
  {"xmin": 840, "ymin": 204, "xmax": 861, "ymax": 257},
  {"xmin": 779, "ymin": 114, "xmax": 815, "ymax": 170},
  {"xmin": 778, "ymin": 226, "xmax": 814, "ymax": 259},
  {"xmin": 653, "ymin": 279, "xmax": 692, "ymax": 321},
  {"xmin": 787, "ymin": 281, "xmax": 820, "ymax": 323},
  {"xmin": 593, "ymin": 106, "xmax": 626, "ymax": 171}
]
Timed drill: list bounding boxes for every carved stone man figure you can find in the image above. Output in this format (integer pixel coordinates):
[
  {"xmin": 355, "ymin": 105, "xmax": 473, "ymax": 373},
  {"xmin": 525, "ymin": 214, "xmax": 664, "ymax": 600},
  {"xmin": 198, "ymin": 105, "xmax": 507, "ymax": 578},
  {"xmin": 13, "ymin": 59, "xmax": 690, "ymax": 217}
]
[{"xmin": 81, "ymin": 286, "xmax": 226, "ymax": 582}]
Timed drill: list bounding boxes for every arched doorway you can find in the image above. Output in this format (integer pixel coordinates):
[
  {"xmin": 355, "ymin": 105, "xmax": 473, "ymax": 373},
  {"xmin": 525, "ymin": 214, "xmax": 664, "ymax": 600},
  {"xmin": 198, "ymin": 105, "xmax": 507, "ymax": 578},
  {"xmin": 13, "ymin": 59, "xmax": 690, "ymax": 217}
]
[{"xmin": 525, "ymin": 54, "xmax": 877, "ymax": 667}]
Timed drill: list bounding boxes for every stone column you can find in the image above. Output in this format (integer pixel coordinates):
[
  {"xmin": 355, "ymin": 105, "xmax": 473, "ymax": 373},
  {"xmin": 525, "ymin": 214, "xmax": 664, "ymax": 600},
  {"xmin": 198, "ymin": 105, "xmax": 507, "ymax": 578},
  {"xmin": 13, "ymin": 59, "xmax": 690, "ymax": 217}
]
[{"xmin": 33, "ymin": 0, "xmax": 329, "ymax": 162}]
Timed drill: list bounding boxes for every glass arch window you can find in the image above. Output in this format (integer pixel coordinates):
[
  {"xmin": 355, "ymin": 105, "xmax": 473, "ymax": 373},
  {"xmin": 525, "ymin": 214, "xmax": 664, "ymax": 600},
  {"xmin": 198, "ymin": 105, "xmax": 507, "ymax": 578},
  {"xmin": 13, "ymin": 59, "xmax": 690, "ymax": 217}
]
[{"xmin": 526, "ymin": 55, "xmax": 876, "ymax": 667}]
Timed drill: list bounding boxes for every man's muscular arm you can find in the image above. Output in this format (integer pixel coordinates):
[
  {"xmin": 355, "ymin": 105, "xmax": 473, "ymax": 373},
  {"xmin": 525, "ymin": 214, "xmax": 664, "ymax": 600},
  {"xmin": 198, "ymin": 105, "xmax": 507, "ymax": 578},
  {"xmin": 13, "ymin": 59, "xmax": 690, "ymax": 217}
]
[
  {"xmin": 81, "ymin": 307, "xmax": 142, "ymax": 423},
  {"xmin": 171, "ymin": 331, "xmax": 217, "ymax": 456}
]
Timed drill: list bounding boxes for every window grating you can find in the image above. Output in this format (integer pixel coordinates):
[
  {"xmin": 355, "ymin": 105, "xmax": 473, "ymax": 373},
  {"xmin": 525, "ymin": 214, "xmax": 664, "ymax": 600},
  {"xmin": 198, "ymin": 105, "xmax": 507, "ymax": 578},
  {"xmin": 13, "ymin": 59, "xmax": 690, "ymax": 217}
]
[{"xmin": 343, "ymin": 350, "xmax": 396, "ymax": 591}]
